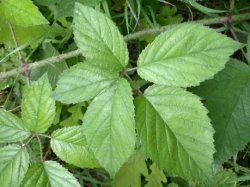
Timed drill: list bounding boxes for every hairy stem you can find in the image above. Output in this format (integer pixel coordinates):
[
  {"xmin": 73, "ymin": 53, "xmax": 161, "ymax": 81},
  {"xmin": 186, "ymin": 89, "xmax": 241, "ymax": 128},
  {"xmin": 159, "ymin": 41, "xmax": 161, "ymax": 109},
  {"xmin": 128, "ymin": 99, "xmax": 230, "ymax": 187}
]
[{"xmin": 0, "ymin": 13, "xmax": 250, "ymax": 80}]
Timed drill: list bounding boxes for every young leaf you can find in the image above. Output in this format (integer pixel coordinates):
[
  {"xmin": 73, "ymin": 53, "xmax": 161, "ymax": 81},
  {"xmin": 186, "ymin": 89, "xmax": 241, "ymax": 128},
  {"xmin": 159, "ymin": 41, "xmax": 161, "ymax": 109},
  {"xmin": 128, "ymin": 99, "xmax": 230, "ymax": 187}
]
[
  {"xmin": 0, "ymin": 144, "xmax": 29, "ymax": 187},
  {"xmin": 192, "ymin": 59, "xmax": 250, "ymax": 165},
  {"xmin": 0, "ymin": 109, "xmax": 31, "ymax": 143},
  {"xmin": 135, "ymin": 85, "xmax": 215, "ymax": 183},
  {"xmin": 74, "ymin": 3, "xmax": 129, "ymax": 72},
  {"xmin": 113, "ymin": 151, "xmax": 148, "ymax": 187},
  {"xmin": 145, "ymin": 164, "xmax": 167, "ymax": 187},
  {"xmin": 53, "ymin": 63, "xmax": 118, "ymax": 104},
  {"xmin": 137, "ymin": 23, "xmax": 241, "ymax": 87},
  {"xmin": 21, "ymin": 161, "xmax": 81, "ymax": 187},
  {"xmin": 22, "ymin": 75, "xmax": 56, "ymax": 133},
  {"xmin": 60, "ymin": 103, "xmax": 84, "ymax": 127},
  {"xmin": 51, "ymin": 126, "xmax": 99, "ymax": 168},
  {"xmin": 83, "ymin": 78, "xmax": 136, "ymax": 177}
]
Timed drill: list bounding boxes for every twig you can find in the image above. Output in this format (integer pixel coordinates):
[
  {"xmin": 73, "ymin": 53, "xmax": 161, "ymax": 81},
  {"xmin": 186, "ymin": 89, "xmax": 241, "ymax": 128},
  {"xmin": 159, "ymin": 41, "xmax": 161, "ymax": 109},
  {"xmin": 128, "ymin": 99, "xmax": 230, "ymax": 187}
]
[
  {"xmin": 0, "ymin": 13, "xmax": 250, "ymax": 80},
  {"xmin": 8, "ymin": 23, "xmax": 30, "ymax": 85}
]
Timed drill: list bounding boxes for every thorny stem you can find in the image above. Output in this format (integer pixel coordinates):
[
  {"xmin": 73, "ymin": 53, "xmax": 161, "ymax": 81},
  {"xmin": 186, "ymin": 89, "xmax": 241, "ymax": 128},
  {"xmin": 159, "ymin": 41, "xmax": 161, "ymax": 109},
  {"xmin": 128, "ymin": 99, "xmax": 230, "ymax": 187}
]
[
  {"xmin": 0, "ymin": 13, "xmax": 250, "ymax": 80},
  {"xmin": 8, "ymin": 22, "xmax": 30, "ymax": 85}
]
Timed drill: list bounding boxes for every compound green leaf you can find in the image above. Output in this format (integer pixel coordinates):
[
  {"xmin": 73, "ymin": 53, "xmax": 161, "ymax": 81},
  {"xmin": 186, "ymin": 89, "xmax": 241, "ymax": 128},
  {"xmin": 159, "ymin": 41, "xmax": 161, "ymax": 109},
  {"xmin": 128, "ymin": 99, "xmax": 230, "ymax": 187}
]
[
  {"xmin": 53, "ymin": 63, "xmax": 118, "ymax": 104},
  {"xmin": 22, "ymin": 75, "xmax": 56, "ymax": 133},
  {"xmin": 74, "ymin": 4, "xmax": 129, "ymax": 72},
  {"xmin": 113, "ymin": 151, "xmax": 148, "ymax": 187},
  {"xmin": 0, "ymin": 144, "xmax": 29, "ymax": 187},
  {"xmin": 83, "ymin": 78, "xmax": 136, "ymax": 177},
  {"xmin": 135, "ymin": 85, "xmax": 215, "ymax": 183},
  {"xmin": 0, "ymin": 0, "xmax": 48, "ymax": 27},
  {"xmin": 137, "ymin": 23, "xmax": 241, "ymax": 87},
  {"xmin": 0, "ymin": 109, "xmax": 31, "ymax": 143},
  {"xmin": 21, "ymin": 161, "xmax": 81, "ymax": 187},
  {"xmin": 51, "ymin": 126, "xmax": 99, "ymax": 168},
  {"xmin": 145, "ymin": 164, "xmax": 167, "ymax": 187},
  {"xmin": 192, "ymin": 59, "xmax": 250, "ymax": 165}
]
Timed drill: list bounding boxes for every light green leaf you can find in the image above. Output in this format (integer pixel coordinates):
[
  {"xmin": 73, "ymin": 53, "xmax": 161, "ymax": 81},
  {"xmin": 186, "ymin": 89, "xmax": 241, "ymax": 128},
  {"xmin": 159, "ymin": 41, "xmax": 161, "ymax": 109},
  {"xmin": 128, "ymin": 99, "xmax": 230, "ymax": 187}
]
[
  {"xmin": 21, "ymin": 161, "xmax": 81, "ymax": 187},
  {"xmin": 60, "ymin": 103, "xmax": 84, "ymax": 127},
  {"xmin": 0, "ymin": 0, "xmax": 48, "ymax": 27},
  {"xmin": 22, "ymin": 75, "xmax": 56, "ymax": 133},
  {"xmin": 74, "ymin": 3, "xmax": 129, "ymax": 72},
  {"xmin": 51, "ymin": 126, "xmax": 99, "ymax": 168},
  {"xmin": 209, "ymin": 168, "xmax": 236, "ymax": 187},
  {"xmin": 0, "ymin": 24, "xmax": 50, "ymax": 47},
  {"xmin": 191, "ymin": 59, "xmax": 250, "ymax": 165},
  {"xmin": 0, "ymin": 0, "xmax": 49, "ymax": 46},
  {"xmin": 137, "ymin": 23, "xmax": 241, "ymax": 87},
  {"xmin": 0, "ymin": 144, "xmax": 29, "ymax": 187},
  {"xmin": 135, "ymin": 85, "xmax": 215, "ymax": 183},
  {"xmin": 83, "ymin": 78, "xmax": 136, "ymax": 177},
  {"xmin": 145, "ymin": 164, "xmax": 167, "ymax": 187},
  {"xmin": 0, "ymin": 109, "xmax": 31, "ymax": 143},
  {"xmin": 53, "ymin": 63, "xmax": 118, "ymax": 104},
  {"xmin": 113, "ymin": 151, "xmax": 148, "ymax": 187}
]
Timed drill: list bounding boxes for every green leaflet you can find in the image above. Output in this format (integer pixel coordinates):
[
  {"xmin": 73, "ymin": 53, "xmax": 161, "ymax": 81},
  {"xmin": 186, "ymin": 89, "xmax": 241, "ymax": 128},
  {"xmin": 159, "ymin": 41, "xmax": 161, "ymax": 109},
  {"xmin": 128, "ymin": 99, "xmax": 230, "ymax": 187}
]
[
  {"xmin": 53, "ymin": 63, "xmax": 118, "ymax": 104},
  {"xmin": 0, "ymin": 0, "xmax": 49, "ymax": 46},
  {"xmin": 59, "ymin": 103, "xmax": 84, "ymax": 127},
  {"xmin": 145, "ymin": 164, "xmax": 167, "ymax": 187},
  {"xmin": 22, "ymin": 75, "xmax": 56, "ymax": 133},
  {"xmin": 83, "ymin": 78, "xmax": 136, "ymax": 177},
  {"xmin": 74, "ymin": 3, "xmax": 129, "ymax": 72},
  {"xmin": 51, "ymin": 126, "xmax": 99, "ymax": 168},
  {"xmin": 21, "ymin": 161, "xmax": 81, "ymax": 187},
  {"xmin": 135, "ymin": 85, "xmax": 215, "ymax": 183},
  {"xmin": 137, "ymin": 23, "xmax": 241, "ymax": 87},
  {"xmin": 0, "ymin": 0, "xmax": 48, "ymax": 27},
  {"xmin": 113, "ymin": 151, "xmax": 148, "ymax": 187},
  {"xmin": 0, "ymin": 144, "xmax": 29, "ymax": 187},
  {"xmin": 0, "ymin": 109, "xmax": 31, "ymax": 143},
  {"xmin": 209, "ymin": 168, "xmax": 236, "ymax": 187},
  {"xmin": 191, "ymin": 59, "xmax": 250, "ymax": 165}
]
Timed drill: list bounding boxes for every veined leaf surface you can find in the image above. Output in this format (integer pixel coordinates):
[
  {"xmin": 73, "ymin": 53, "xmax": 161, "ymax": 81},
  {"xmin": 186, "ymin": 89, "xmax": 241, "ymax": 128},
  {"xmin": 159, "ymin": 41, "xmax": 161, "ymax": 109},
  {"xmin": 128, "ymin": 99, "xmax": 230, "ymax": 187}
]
[
  {"xmin": 22, "ymin": 76, "xmax": 56, "ymax": 133},
  {"xmin": 74, "ymin": 4, "xmax": 129, "ymax": 72},
  {"xmin": 83, "ymin": 78, "xmax": 136, "ymax": 177},
  {"xmin": 53, "ymin": 63, "xmax": 118, "ymax": 104},
  {"xmin": 192, "ymin": 59, "xmax": 250, "ymax": 165},
  {"xmin": 51, "ymin": 126, "xmax": 99, "ymax": 168},
  {"xmin": 0, "ymin": 144, "xmax": 29, "ymax": 187},
  {"xmin": 21, "ymin": 161, "xmax": 81, "ymax": 187},
  {"xmin": 137, "ymin": 23, "xmax": 241, "ymax": 87},
  {"xmin": 135, "ymin": 85, "xmax": 215, "ymax": 183},
  {"xmin": 0, "ymin": 109, "xmax": 31, "ymax": 143}
]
